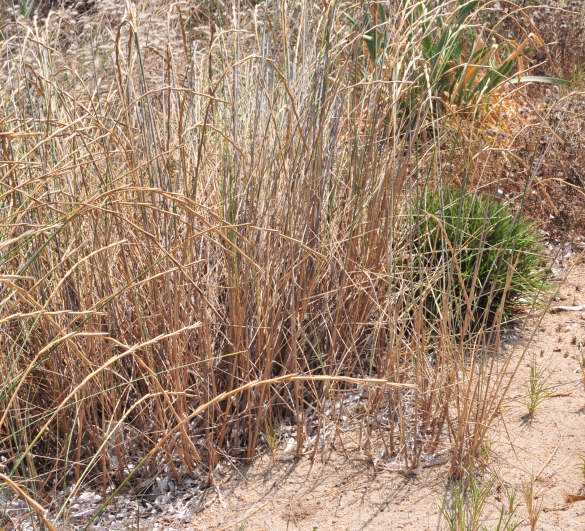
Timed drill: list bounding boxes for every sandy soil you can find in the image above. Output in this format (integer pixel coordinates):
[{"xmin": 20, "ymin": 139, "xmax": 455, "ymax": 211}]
[
  {"xmin": 486, "ymin": 261, "xmax": 585, "ymax": 530},
  {"xmin": 184, "ymin": 262, "xmax": 585, "ymax": 531}
]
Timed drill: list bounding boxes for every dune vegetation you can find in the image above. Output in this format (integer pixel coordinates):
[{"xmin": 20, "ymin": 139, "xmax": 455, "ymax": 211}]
[{"xmin": 1, "ymin": 0, "xmax": 581, "ymax": 527}]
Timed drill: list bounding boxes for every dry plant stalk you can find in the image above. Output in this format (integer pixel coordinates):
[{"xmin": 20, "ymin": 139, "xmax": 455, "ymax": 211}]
[{"xmin": 0, "ymin": 473, "xmax": 57, "ymax": 531}]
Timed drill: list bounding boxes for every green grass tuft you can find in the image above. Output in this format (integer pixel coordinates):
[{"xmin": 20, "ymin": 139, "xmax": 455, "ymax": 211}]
[{"xmin": 410, "ymin": 189, "xmax": 548, "ymax": 335}]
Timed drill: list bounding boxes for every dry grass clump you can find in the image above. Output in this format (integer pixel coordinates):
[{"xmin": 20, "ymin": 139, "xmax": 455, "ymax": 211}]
[{"xmin": 0, "ymin": 0, "xmax": 554, "ymax": 521}]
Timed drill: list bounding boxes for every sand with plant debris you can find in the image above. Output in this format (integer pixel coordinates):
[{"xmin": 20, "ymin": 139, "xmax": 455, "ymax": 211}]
[{"xmin": 486, "ymin": 258, "xmax": 585, "ymax": 530}]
